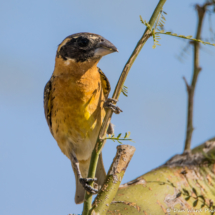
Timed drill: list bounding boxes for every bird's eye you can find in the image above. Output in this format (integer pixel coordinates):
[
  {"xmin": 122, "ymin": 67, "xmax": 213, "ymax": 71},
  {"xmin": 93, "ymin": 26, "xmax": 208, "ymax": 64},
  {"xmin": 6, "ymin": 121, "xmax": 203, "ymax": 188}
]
[{"xmin": 78, "ymin": 37, "xmax": 89, "ymax": 47}]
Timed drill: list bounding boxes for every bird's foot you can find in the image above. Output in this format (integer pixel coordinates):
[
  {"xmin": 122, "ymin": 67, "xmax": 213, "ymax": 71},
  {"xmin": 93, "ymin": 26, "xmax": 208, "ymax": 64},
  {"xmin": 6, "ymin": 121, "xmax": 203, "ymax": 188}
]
[
  {"xmin": 79, "ymin": 178, "xmax": 98, "ymax": 194},
  {"xmin": 104, "ymin": 98, "xmax": 122, "ymax": 114}
]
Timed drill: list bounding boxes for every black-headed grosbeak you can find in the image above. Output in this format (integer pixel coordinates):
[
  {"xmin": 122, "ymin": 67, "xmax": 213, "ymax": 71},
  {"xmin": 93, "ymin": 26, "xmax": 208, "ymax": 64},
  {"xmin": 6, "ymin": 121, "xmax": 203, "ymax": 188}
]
[{"xmin": 44, "ymin": 32, "xmax": 121, "ymax": 204}]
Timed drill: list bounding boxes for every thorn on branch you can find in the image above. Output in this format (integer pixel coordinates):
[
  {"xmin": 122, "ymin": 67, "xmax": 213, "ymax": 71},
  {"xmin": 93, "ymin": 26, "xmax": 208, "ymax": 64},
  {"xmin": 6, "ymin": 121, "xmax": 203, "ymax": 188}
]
[
  {"xmin": 187, "ymin": 126, "xmax": 195, "ymax": 133},
  {"xmin": 182, "ymin": 77, "xmax": 191, "ymax": 92},
  {"xmin": 189, "ymin": 126, "xmax": 194, "ymax": 131},
  {"xmin": 195, "ymin": 2, "xmax": 214, "ymax": 18},
  {"xmin": 197, "ymin": 67, "xmax": 202, "ymax": 73},
  {"xmin": 196, "ymin": 4, "xmax": 206, "ymax": 18}
]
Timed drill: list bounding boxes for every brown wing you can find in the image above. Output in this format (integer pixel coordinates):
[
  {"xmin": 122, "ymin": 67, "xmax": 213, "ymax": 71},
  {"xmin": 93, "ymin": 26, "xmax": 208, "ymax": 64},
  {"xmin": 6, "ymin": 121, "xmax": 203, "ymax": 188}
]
[
  {"xmin": 98, "ymin": 68, "xmax": 115, "ymax": 135},
  {"xmin": 98, "ymin": 67, "xmax": 111, "ymax": 99},
  {"xmin": 44, "ymin": 79, "xmax": 53, "ymax": 135}
]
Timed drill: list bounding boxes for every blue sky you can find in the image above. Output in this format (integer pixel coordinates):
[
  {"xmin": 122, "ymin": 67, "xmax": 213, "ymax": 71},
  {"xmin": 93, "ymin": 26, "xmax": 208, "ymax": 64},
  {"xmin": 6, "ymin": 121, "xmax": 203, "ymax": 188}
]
[{"xmin": 0, "ymin": 0, "xmax": 215, "ymax": 214}]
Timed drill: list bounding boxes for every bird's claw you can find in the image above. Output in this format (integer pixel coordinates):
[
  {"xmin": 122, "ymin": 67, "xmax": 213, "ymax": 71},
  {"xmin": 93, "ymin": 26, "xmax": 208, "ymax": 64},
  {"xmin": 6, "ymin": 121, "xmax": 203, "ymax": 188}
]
[
  {"xmin": 104, "ymin": 98, "xmax": 122, "ymax": 114},
  {"xmin": 79, "ymin": 178, "xmax": 98, "ymax": 194}
]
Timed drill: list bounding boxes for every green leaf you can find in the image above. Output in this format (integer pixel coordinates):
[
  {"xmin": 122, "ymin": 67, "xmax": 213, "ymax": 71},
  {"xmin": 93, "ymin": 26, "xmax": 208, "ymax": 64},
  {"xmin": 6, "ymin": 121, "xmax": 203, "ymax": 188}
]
[
  {"xmin": 159, "ymin": 182, "xmax": 165, "ymax": 185},
  {"xmin": 176, "ymin": 192, "xmax": 182, "ymax": 198},
  {"xmin": 201, "ymin": 204, "xmax": 205, "ymax": 208},
  {"xmin": 121, "ymin": 85, "xmax": 128, "ymax": 97},
  {"xmin": 117, "ymin": 140, "xmax": 123, "ymax": 144},
  {"xmin": 185, "ymin": 196, "xmax": 190, "ymax": 201},
  {"xmin": 127, "ymin": 132, "xmax": 131, "ymax": 138},
  {"xmin": 117, "ymin": 133, "xmax": 122, "ymax": 138},
  {"xmin": 192, "ymin": 188, "xmax": 198, "ymax": 196},
  {"xmin": 124, "ymin": 132, "xmax": 128, "ymax": 138},
  {"xmin": 182, "ymin": 189, "xmax": 189, "ymax": 196},
  {"xmin": 198, "ymin": 195, "xmax": 205, "ymax": 202},
  {"xmin": 122, "ymin": 91, "xmax": 128, "ymax": 97},
  {"xmin": 193, "ymin": 199, "xmax": 198, "ymax": 207}
]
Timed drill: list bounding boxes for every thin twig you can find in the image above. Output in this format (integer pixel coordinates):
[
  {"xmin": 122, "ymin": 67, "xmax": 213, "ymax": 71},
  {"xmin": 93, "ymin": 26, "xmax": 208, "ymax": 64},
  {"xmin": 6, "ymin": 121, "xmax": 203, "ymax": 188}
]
[
  {"xmin": 183, "ymin": 3, "xmax": 212, "ymax": 152},
  {"xmin": 182, "ymin": 76, "xmax": 191, "ymax": 92},
  {"xmin": 82, "ymin": 0, "xmax": 167, "ymax": 214}
]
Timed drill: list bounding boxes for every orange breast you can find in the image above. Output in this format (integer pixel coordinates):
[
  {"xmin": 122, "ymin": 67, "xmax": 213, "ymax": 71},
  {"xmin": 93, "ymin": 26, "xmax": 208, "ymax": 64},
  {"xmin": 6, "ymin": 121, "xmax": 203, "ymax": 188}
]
[{"xmin": 51, "ymin": 58, "xmax": 106, "ymax": 160}]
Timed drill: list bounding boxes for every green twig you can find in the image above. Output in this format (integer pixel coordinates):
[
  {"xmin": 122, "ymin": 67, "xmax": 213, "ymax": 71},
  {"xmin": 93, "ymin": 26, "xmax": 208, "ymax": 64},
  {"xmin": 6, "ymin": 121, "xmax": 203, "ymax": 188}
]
[
  {"xmin": 141, "ymin": 15, "xmax": 215, "ymax": 49},
  {"xmin": 105, "ymin": 137, "xmax": 132, "ymax": 141},
  {"xmin": 82, "ymin": 0, "xmax": 167, "ymax": 214},
  {"xmin": 105, "ymin": 132, "xmax": 133, "ymax": 144},
  {"xmin": 157, "ymin": 31, "xmax": 215, "ymax": 46}
]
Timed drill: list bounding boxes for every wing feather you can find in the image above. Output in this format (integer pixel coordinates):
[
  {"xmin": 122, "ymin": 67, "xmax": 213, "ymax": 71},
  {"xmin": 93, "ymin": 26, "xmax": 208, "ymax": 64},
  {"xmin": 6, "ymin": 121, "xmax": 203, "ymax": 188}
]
[
  {"xmin": 98, "ymin": 67, "xmax": 111, "ymax": 99},
  {"xmin": 44, "ymin": 79, "xmax": 53, "ymax": 134}
]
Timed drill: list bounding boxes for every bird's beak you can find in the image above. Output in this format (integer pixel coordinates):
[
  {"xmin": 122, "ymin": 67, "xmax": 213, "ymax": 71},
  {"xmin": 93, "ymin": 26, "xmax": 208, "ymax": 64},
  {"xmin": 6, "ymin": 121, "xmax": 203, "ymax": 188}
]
[{"xmin": 94, "ymin": 39, "xmax": 118, "ymax": 57}]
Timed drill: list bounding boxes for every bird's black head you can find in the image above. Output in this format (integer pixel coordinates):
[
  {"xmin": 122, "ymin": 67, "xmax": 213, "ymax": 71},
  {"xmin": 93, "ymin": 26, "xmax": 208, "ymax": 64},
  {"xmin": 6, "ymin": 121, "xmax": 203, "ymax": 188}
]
[{"xmin": 57, "ymin": 33, "xmax": 118, "ymax": 62}]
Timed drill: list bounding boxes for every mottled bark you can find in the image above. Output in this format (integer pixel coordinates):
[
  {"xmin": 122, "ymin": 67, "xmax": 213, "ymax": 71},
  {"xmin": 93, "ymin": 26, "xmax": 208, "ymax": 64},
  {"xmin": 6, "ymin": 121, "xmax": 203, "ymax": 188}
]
[
  {"xmin": 108, "ymin": 138, "xmax": 215, "ymax": 215},
  {"xmin": 90, "ymin": 145, "xmax": 135, "ymax": 215}
]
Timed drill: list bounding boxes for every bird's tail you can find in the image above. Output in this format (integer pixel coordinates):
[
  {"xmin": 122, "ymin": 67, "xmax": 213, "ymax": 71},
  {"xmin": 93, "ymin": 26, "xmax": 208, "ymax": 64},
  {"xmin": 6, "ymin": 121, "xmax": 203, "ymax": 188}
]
[
  {"xmin": 74, "ymin": 152, "xmax": 106, "ymax": 204},
  {"xmin": 95, "ymin": 152, "xmax": 106, "ymax": 190}
]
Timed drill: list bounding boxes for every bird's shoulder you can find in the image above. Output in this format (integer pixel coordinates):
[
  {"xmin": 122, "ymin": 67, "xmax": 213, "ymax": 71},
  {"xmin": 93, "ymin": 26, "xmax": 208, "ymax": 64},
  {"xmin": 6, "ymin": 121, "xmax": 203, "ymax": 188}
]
[
  {"xmin": 44, "ymin": 77, "xmax": 54, "ymax": 134},
  {"xmin": 97, "ymin": 67, "xmax": 111, "ymax": 99}
]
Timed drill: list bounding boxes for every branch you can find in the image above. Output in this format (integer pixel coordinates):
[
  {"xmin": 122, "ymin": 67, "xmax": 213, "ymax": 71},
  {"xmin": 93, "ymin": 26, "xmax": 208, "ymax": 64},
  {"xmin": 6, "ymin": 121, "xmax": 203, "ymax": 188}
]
[
  {"xmin": 107, "ymin": 137, "xmax": 215, "ymax": 214},
  {"xmin": 82, "ymin": 0, "xmax": 167, "ymax": 214},
  {"xmin": 183, "ymin": 3, "xmax": 208, "ymax": 152},
  {"xmin": 89, "ymin": 145, "xmax": 136, "ymax": 215}
]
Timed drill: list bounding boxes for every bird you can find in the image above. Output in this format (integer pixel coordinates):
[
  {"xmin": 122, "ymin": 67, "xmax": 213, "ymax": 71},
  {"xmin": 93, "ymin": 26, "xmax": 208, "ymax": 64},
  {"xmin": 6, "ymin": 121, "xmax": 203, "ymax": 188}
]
[{"xmin": 44, "ymin": 32, "xmax": 121, "ymax": 204}]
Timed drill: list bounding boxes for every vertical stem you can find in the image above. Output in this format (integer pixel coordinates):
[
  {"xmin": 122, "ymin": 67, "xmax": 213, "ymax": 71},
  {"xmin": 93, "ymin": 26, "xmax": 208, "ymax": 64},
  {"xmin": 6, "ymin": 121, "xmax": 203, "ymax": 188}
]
[
  {"xmin": 82, "ymin": 145, "xmax": 101, "ymax": 213},
  {"xmin": 113, "ymin": 0, "xmax": 167, "ymax": 100},
  {"xmin": 184, "ymin": 4, "xmax": 206, "ymax": 152},
  {"xmin": 82, "ymin": 140, "xmax": 104, "ymax": 214},
  {"xmin": 82, "ymin": 0, "xmax": 167, "ymax": 214}
]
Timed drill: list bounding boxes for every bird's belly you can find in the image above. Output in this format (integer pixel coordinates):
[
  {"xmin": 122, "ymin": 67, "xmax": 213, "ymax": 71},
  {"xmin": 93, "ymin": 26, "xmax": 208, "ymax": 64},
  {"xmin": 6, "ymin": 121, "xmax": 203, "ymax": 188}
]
[{"xmin": 51, "ymin": 75, "xmax": 105, "ymax": 160}]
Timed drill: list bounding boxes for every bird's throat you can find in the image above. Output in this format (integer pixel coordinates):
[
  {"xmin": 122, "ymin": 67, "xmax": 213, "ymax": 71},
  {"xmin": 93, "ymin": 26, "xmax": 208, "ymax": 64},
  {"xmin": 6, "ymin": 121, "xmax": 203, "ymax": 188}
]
[{"xmin": 53, "ymin": 56, "xmax": 100, "ymax": 77}]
